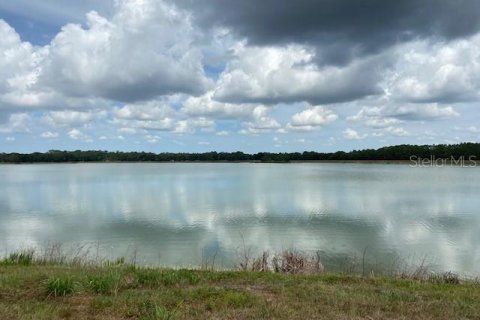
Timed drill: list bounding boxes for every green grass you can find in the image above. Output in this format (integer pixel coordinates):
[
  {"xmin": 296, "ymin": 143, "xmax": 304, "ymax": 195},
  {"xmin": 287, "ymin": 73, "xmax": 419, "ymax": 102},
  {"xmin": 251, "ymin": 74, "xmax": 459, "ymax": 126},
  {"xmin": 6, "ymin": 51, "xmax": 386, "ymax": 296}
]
[
  {"xmin": 0, "ymin": 250, "xmax": 35, "ymax": 266},
  {"xmin": 133, "ymin": 269, "xmax": 200, "ymax": 287},
  {"xmin": 45, "ymin": 276, "xmax": 76, "ymax": 297},
  {"xmin": 87, "ymin": 271, "xmax": 121, "ymax": 294},
  {"xmin": 0, "ymin": 262, "xmax": 479, "ymax": 319}
]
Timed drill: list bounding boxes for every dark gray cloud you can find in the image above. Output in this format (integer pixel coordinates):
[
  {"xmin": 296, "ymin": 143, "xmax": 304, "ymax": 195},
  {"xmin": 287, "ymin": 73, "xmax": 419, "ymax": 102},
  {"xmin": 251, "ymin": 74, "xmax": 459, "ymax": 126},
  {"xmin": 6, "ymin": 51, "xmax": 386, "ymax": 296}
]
[{"xmin": 177, "ymin": 0, "xmax": 480, "ymax": 65}]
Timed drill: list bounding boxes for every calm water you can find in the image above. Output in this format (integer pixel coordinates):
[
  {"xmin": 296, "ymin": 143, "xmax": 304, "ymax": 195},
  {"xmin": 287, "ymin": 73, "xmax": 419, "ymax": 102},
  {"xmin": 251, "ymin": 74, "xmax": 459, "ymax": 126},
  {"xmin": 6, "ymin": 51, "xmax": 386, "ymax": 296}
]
[{"xmin": 1, "ymin": 163, "xmax": 479, "ymax": 275}]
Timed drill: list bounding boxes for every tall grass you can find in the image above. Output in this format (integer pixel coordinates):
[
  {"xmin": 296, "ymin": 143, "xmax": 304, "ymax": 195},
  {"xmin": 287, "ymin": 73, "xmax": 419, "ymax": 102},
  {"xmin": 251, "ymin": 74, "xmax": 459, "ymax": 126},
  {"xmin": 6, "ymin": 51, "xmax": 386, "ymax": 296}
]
[
  {"xmin": 2, "ymin": 250, "xmax": 35, "ymax": 265},
  {"xmin": 46, "ymin": 277, "xmax": 76, "ymax": 297},
  {"xmin": 0, "ymin": 245, "xmax": 469, "ymax": 284},
  {"xmin": 87, "ymin": 271, "xmax": 121, "ymax": 294}
]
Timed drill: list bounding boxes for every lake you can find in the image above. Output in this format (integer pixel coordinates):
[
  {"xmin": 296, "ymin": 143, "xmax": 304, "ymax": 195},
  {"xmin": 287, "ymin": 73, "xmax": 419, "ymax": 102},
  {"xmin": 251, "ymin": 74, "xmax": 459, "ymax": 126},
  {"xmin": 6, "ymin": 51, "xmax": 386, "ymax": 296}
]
[{"xmin": 0, "ymin": 163, "xmax": 479, "ymax": 276}]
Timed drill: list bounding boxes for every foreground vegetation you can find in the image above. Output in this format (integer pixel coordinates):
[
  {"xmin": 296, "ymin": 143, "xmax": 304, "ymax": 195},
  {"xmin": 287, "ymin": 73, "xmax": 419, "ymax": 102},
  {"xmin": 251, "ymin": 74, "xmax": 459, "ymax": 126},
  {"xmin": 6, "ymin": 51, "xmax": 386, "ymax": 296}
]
[
  {"xmin": 1, "ymin": 142, "xmax": 480, "ymax": 163},
  {"xmin": 1, "ymin": 251, "xmax": 479, "ymax": 319}
]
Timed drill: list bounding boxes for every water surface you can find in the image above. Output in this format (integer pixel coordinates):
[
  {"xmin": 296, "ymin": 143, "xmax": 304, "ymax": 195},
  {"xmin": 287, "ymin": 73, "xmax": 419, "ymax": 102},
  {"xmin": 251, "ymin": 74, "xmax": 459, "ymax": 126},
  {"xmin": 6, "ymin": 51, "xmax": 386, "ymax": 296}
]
[{"xmin": 1, "ymin": 163, "xmax": 479, "ymax": 275}]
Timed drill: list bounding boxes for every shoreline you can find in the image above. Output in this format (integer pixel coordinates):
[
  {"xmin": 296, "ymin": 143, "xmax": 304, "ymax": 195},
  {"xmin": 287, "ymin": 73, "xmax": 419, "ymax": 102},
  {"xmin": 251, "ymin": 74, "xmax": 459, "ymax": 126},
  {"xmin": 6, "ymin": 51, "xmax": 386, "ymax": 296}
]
[{"xmin": 1, "ymin": 159, "xmax": 479, "ymax": 166}]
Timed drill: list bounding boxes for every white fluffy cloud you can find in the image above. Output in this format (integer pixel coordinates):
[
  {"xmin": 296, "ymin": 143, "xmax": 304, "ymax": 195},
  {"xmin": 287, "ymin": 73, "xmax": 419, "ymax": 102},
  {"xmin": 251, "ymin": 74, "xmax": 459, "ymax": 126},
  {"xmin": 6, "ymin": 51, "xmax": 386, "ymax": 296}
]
[
  {"xmin": 111, "ymin": 100, "xmax": 176, "ymax": 132},
  {"xmin": 349, "ymin": 103, "xmax": 459, "ymax": 128},
  {"xmin": 348, "ymin": 105, "xmax": 398, "ymax": 129},
  {"xmin": 343, "ymin": 128, "xmax": 367, "ymax": 140},
  {"xmin": 0, "ymin": 21, "xmax": 34, "ymax": 95},
  {"xmin": 41, "ymin": 1, "xmax": 211, "ymax": 102},
  {"xmin": 41, "ymin": 131, "xmax": 59, "ymax": 138},
  {"xmin": 0, "ymin": 113, "xmax": 32, "ymax": 133},
  {"xmin": 68, "ymin": 128, "xmax": 90, "ymax": 141},
  {"xmin": 174, "ymin": 118, "xmax": 215, "ymax": 134},
  {"xmin": 112, "ymin": 117, "xmax": 175, "ymax": 132},
  {"xmin": 1, "ymin": 0, "xmax": 480, "ymax": 150},
  {"xmin": 239, "ymin": 106, "xmax": 281, "ymax": 134},
  {"xmin": 115, "ymin": 101, "xmax": 173, "ymax": 121},
  {"xmin": 182, "ymin": 92, "xmax": 255, "ymax": 119},
  {"xmin": 111, "ymin": 100, "xmax": 215, "ymax": 135},
  {"xmin": 42, "ymin": 110, "xmax": 106, "ymax": 127},
  {"xmin": 0, "ymin": 20, "xmax": 55, "ymax": 109},
  {"xmin": 213, "ymin": 43, "xmax": 383, "ymax": 105},
  {"xmin": 182, "ymin": 92, "xmax": 281, "ymax": 135},
  {"xmin": 391, "ymin": 104, "xmax": 459, "ymax": 120},
  {"xmin": 0, "ymin": 0, "xmax": 211, "ymax": 116},
  {"xmin": 390, "ymin": 35, "xmax": 480, "ymax": 103},
  {"xmin": 287, "ymin": 106, "xmax": 337, "ymax": 131},
  {"xmin": 383, "ymin": 126, "xmax": 409, "ymax": 137}
]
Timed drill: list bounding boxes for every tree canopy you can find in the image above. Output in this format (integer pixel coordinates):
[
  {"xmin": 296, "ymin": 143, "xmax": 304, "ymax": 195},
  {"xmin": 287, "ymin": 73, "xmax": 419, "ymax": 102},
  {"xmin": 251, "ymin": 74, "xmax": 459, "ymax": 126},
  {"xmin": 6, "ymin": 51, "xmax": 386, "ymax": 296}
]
[{"xmin": 1, "ymin": 143, "xmax": 479, "ymax": 163}]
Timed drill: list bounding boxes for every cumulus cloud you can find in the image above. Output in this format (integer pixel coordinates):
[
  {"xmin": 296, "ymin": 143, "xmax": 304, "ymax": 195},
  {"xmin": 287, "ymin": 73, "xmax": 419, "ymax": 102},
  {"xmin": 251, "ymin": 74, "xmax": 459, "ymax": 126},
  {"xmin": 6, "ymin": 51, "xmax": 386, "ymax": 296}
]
[
  {"xmin": 182, "ymin": 92, "xmax": 255, "ymax": 119},
  {"xmin": 42, "ymin": 110, "xmax": 106, "ymax": 127},
  {"xmin": 0, "ymin": 19, "xmax": 115, "ymax": 111},
  {"xmin": 112, "ymin": 117, "xmax": 175, "ymax": 132},
  {"xmin": 239, "ymin": 106, "xmax": 280, "ymax": 134},
  {"xmin": 349, "ymin": 103, "xmax": 459, "ymax": 129},
  {"xmin": 0, "ymin": 1, "xmax": 212, "ymax": 115},
  {"xmin": 0, "ymin": 20, "xmax": 34, "ymax": 95},
  {"xmin": 391, "ymin": 104, "xmax": 459, "ymax": 121},
  {"xmin": 0, "ymin": 113, "xmax": 32, "ymax": 133},
  {"xmin": 287, "ymin": 106, "xmax": 338, "ymax": 131},
  {"xmin": 0, "ymin": 19, "xmax": 131, "ymax": 111},
  {"xmin": 144, "ymin": 134, "xmax": 161, "ymax": 143},
  {"xmin": 343, "ymin": 128, "xmax": 367, "ymax": 140},
  {"xmin": 111, "ymin": 100, "xmax": 176, "ymax": 132},
  {"xmin": 111, "ymin": 99, "xmax": 216, "ymax": 135},
  {"xmin": 383, "ymin": 126, "xmax": 409, "ymax": 137},
  {"xmin": 115, "ymin": 101, "xmax": 173, "ymax": 121},
  {"xmin": 1, "ymin": 0, "xmax": 480, "ymax": 150},
  {"xmin": 213, "ymin": 43, "xmax": 383, "ymax": 105},
  {"xmin": 40, "ymin": 1, "xmax": 211, "ymax": 102},
  {"xmin": 178, "ymin": 0, "xmax": 480, "ymax": 65},
  {"xmin": 67, "ymin": 128, "xmax": 91, "ymax": 141},
  {"xmin": 41, "ymin": 131, "xmax": 59, "ymax": 138},
  {"xmin": 174, "ymin": 118, "xmax": 215, "ymax": 134},
  {"xmin": 0, "ymin": 20, "xmax": 54, "ymax": 109},
  {"xmin": 390, "ymin": 35, "xmax": 480, "ymax": 103},
  {"xmin": 182, "ymin": 92, "xmax": 284, "ymax": 135}
]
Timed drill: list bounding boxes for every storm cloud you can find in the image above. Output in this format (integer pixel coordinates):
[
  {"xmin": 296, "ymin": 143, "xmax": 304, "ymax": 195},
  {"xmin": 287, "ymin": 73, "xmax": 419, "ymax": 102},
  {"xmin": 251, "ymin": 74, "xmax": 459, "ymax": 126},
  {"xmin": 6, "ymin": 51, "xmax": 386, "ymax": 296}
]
[{"xmin": 178, "ymin": 0, "xmax": 480, "ymax": 65}]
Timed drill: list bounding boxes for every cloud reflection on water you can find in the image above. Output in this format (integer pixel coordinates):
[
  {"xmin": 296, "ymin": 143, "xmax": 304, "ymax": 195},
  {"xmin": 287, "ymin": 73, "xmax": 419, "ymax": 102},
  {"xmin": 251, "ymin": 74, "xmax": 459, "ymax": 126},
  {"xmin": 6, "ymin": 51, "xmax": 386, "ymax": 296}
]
[{"xmin": 0, "ymin": 163, "xmax": 479, "ymax": 275}]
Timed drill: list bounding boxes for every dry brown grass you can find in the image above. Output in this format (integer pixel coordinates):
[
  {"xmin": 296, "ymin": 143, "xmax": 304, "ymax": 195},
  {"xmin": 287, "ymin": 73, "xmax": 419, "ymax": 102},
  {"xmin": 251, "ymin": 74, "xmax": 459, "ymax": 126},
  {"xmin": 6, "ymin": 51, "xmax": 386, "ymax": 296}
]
[{"xmin": 246, "ymin": 250, "xmax": 325, "ymax": 274}]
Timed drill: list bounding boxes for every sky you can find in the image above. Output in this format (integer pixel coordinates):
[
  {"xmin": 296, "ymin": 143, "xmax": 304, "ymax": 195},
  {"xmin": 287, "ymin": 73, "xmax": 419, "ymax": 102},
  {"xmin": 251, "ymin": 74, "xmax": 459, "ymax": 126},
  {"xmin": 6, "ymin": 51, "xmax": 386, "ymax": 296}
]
[{"xmin": 1, "ymin": 0, "xmax": 480, "ymax": 153}]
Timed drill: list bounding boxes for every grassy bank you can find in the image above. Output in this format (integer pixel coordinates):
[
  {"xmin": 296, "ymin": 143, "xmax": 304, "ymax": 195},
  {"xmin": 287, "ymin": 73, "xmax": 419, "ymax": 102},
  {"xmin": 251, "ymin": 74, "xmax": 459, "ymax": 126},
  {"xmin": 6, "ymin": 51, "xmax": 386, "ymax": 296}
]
[{"xmin": 1, "ymin": 255, "xmax": 479, "ymax": 319}]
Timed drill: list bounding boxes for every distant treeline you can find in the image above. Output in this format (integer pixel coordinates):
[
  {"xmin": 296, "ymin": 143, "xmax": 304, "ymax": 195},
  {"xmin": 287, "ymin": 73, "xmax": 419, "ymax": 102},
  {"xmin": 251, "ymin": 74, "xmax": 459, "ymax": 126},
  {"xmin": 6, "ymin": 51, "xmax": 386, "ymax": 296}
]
[{"xmin": 1, "ymin": 143, "xmax": 479, "ymax": 163}]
